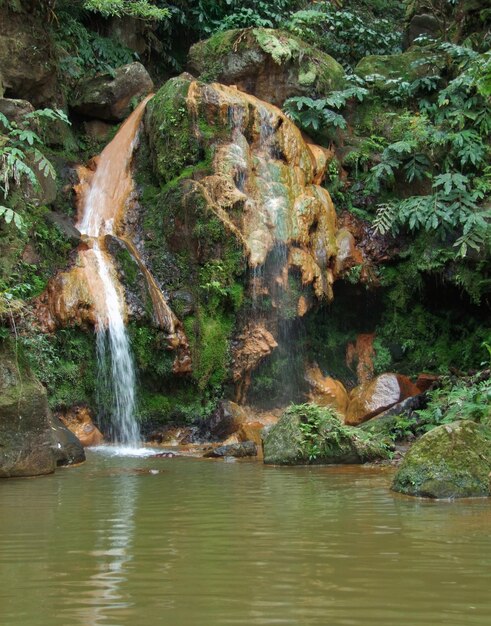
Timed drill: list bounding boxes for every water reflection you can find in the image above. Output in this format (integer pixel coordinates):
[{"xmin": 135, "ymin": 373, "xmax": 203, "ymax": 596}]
[
  {"xmin": 78, "ymin": 472, "xmax": 137, "ymax": 626},
  {"xmin": 1, "ymin": 458, "xmax": 491, "ymax": 626}
]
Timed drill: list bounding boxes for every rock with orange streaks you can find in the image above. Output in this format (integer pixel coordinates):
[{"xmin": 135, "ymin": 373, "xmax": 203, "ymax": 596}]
[
  {"xmin": 346, "ymin": 333, "xmax": 376, "ymax": 385},
  {"xmin": 231, "ymin": 325, "xmax": 278, "ymax": 403},
  {"xmin": 146, "ymin": 76, "xmax": 339, "ymax": 307},
  {"xmin": 305, "ymin": 364, "xmax": 350, "ymax": 416},
  {"xmin": 334, "ymin": 228, "xmax": 363, "ymax": 277},
  {"xmin": 58, "ymin": 405, "xmax": 104, "ymax": 448},
  {"xmin": 346, "ymin": 373, "xmax": 420, "ymax": 426}
]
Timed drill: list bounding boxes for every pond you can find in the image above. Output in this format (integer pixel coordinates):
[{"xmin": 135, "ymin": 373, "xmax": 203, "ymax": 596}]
[{"xmin": 1, "ymin": 450, "xmax": 490, "ymax": 626}]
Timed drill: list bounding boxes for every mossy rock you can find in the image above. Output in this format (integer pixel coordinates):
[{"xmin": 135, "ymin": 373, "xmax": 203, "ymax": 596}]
[
  {"xmin": 355, "ymin": 47, "xmax": 447, "ymax": 91},
  {"xmin": 188, "ymin": 28, "xmax": 345, "ymax": 106},
  {"xmin": 392, "ymin": 420, "xmax": 491, "ymax": 499},
  {"xmin": 263, "ymin": 403, "xmax": 390, "ymax": 465},
  {"xmin": 0, "ymin": 345, "xmax": 84, "ymax": 477},
  {"xmin": 145, "ymin": 75, "xmax": 204, "ymax": 185}
]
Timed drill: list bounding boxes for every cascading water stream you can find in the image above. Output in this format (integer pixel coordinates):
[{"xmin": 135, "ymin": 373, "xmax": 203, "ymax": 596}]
[{"xmin": 76, "ymin": 96, "xmax": 153, "ymax": 446}]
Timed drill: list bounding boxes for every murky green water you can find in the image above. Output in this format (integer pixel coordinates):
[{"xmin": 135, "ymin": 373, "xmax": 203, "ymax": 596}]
[{"xmin": 1, "ymin": 451, "xmax": 490, "ymax": 626}]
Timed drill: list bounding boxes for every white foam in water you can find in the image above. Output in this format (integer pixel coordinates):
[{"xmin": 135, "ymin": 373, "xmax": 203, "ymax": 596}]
[{"xmin": 89, "ymin": 445, "xmax": 158, "ymax": 458}]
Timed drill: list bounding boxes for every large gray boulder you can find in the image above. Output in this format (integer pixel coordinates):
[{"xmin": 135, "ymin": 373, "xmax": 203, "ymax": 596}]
[
  {"xmin": 392, "ymin": 420, "xmax": 491, "ymax": 499},
  {"xmin": 0, "ymin": 348, "xmax": 85, "ymax": 478},
  {"xmin": 188, "ymin": 28, "xmax": 345, "ymax": 106},
  {"xmin": 71, "ymin": 62, "xmax": 154, "ymax": 121}
]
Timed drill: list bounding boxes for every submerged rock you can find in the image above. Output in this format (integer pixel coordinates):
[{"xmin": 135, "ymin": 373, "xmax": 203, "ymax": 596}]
[
  {"xmin": 263, "ymin": 404, "xmax": 389, "ymax": 465},
  {"xmin": 392, "ymin": 420, "xmax": 491, "ymax": 499},
  {"xmin": 204, "ymin": 441, "xmax": 257, "ymax": 458},
  {"xmin": 71, "ymin": 62, "xmax": 154, "ymax": 121},
  {"xmin": 0, "ymin": 348, "xmax": 85, "ymax": 478},
  {"xmin": 188, "ymin": 28, "xmax": 345, "ymax": 106}
]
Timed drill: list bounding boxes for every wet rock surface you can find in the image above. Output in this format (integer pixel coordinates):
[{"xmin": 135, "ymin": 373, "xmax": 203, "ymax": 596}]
[
  {"xmin": 204, "ymin": 441, "xmax": 257, "ymax": 458},
  {"xmin": 58, "ymin": 405, "xmax": 104, "ymax": 448}
]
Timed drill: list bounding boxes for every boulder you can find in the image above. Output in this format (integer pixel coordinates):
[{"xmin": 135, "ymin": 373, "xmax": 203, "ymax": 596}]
[
  {"xmin": 146, "ymin": 75, "xmax": 339, "ymax": 299},
  {"xmin": 392, "ymin": 421, "xmax": 491, "ymax": 499},
  {"xmin": 405, "ymin": 14, "xmax": 442, "ymax": 47},
  {"xmin": 346, "ymin": 373, "xmax": 420, "ymax": 426},
  {"xmin": 0, "ymin": 97, "xmax": 35, "ymax": 126},
  {"xmin": 58, "ymin": 405, "xmax": 104, "ymax": 448},
  {"xmin": 49, "ymin": 413, "xmax": 87, "ymax": 465},
  {"xmin": 0, "ymin": 348, "xmax": 85, "ymax": 478},
  {"xmin": 263, "ymin": 404, "xmax": 389, "ymax": 465},
  {"xmin": 198, "ymin": 400, "xmax": 252, "ymax": 441},
  {"xmin": 188, "ymin": 28, "xmax": 345, "ymax": 106},
  {"xmin": 204, "ymin": 441, "xmax": 257, "ymax": 458},
  {"xmin": 71, "ymin": 62, "xmax": 154, "ymax": 121},
  {"xmin": 0, "ymin": 6, "xmax": 60, "ymax": 107}
]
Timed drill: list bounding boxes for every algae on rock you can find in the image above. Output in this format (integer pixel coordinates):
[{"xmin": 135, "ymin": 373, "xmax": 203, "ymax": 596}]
[{"xmin": 392, "ymin": 420, "xmax": 491, "ymax": 499}]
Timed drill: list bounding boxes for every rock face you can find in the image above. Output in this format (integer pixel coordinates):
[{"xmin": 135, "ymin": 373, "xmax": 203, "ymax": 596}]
[
  {"xmin": 405, "ymin": 14, "xmax": 442, "ymax": 46},
  {"xmin": 147, "ymin": 75, "xmax": 339, "ymax": 296},
  {"xmin": 263, "ymin": 404, "xmax": 389, "ymax": 465},
  {"xmin": 0, "ymin": 349, "xmax": 85, "ymax": 478},
  {"xmin": 304, "ymin": 364, "xmax": 349, "ymax": 416},
  {"xmin": 71, "ymin": 62, "xmax": 154, "ymax": 121},
  {"xmin": 346, "ymin": 373, "xmax": 420, "ymax": 426},
  {"xmin": 345, "ymin": 333, "xmax": 375, "ymax": 385},
  {"xmin": 188, "ymin": 28, "xmax": 345, "ymax": 106},
  {"xmin": 392, "ymin": 421, "xmax": 491, "ymax": 499},
  {"xmin": 232, "ymin": 325, "xmax": 278, "ymax": 403},
  {"xmin": 0, "ymin": 5, "xmax": 60, "ymax": 106},
  {"xmin": 0, "ymin": 97, "xmax": 35, "ymax": 125}
]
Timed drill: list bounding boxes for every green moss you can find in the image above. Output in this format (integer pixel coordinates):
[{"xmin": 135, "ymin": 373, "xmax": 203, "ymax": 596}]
[
  {"xmin": 188, "ymin": 28, "xmax": 345, "ymax": 96},
  {"xmin": 392, "ymin": 420, "xmax": 491, "ymax": 498},
  {"xmin": 263, "ymin": 403, "xmax": 390, "ymax": 465},
  {"xmin": 114, "ymin": 245, "xmax": 140, "ymax": 290},
  {"xmin": 146, "ymin": 76, "xmax": 200, "ymax": 184},
  {"xmin": 184, "ymin": 309, "xmax": 234, "ymax": 392},
  {"xmin": 355, "ymin": 48, "xmax": 447, "ymax": 90},
  {"xmin": 137, "ymin": 387, "xmax": 205, "ymax": 423},
  {"xmin": 19, "ymin": 328, "xmax": 98, "ymax": 410}
]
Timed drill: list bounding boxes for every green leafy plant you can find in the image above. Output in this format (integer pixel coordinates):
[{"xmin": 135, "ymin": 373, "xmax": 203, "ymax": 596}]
[
  {"xmin": 284, "ymin": 86, "xmax": 367, "ymax": 132},
  {"xmin": 81, "ymin": 0, "xmax": 170, "ymax": 20},
  {"xmin": 284, "ymin": 3, "xmax": 402, "ymax": 69},
  {"xmin": 0, "ymin": 109, "xmax": 69, "ymax": 230}
]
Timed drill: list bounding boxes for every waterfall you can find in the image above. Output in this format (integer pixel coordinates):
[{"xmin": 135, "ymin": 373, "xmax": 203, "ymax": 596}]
[{"xmin": 77, "ymin": 96, "xmax": 153, "ymax": 446}]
